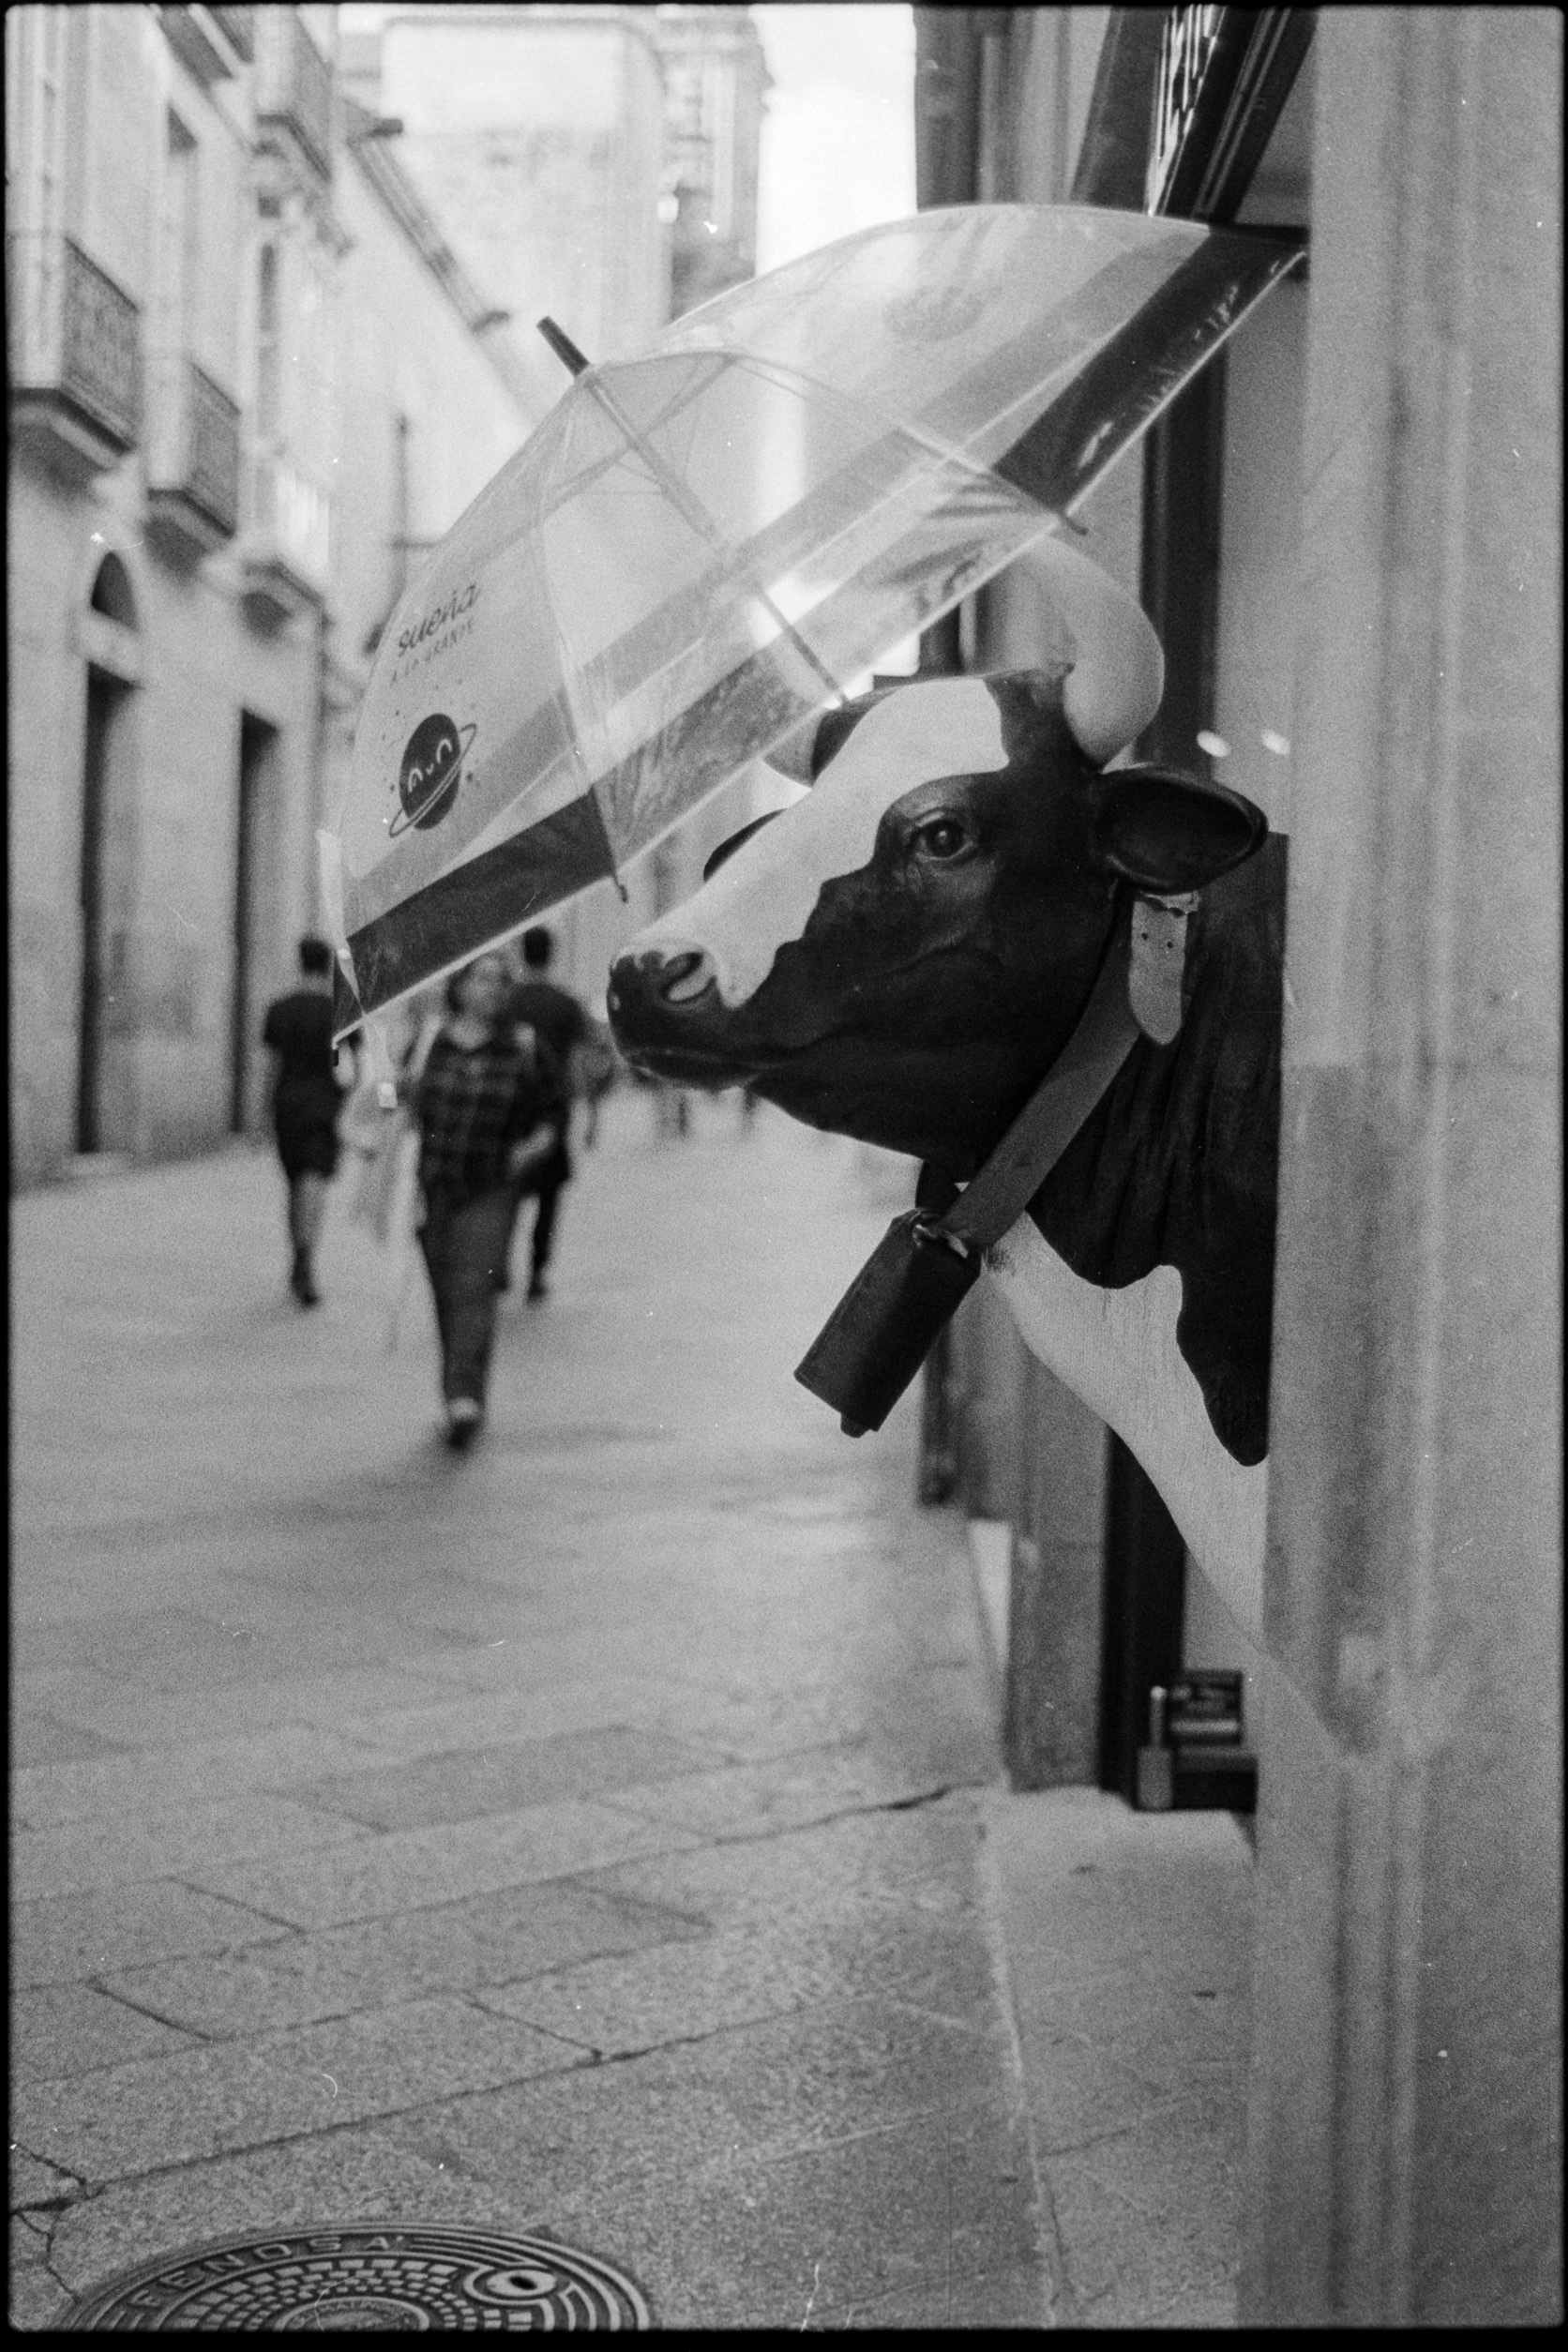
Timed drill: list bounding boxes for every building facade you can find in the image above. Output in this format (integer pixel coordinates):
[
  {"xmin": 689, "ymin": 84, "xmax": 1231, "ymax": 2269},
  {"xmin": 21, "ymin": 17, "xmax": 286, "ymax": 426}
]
[
  {"xmin": 336, "ymin": 1, "xmax": 774, "ymax": 1010},
  {"xmin": 7, "ymin": 6, "xmax": 565, "ymax": 1186},
  {"xmin": 656, "ymin": 2, "xmax": 768, "ymax": 321},
  {"xmin": 914, "ymin": 5, "xmax": 1560, "ymax": 2325},
  {"xmin": 9, "ymin": 2, "xmax": 320, "ymax": 1184}
]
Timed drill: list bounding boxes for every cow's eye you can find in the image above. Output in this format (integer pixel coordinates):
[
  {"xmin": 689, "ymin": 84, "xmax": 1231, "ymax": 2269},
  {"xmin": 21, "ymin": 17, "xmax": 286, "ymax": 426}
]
[{"xmin": 912, "ymin": 815, "xmax": 971, "ymax": 861}]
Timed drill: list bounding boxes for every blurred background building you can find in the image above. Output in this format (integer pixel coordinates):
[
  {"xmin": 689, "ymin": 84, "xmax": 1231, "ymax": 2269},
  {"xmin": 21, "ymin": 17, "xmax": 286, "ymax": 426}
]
[
  {"xmin": 338, "ymin": 0, "xmax": 772, "ymax": 996},
  {"xmin": 8, "ymin": 1, "xmax": 771, "ymax": 1188}
]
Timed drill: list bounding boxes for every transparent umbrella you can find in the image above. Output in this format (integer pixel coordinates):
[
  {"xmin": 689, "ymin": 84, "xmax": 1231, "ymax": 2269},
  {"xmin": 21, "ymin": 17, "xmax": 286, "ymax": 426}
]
[{"xmin": 323, "ymin": 203, "xmax": 1302, "ymax": 1035}]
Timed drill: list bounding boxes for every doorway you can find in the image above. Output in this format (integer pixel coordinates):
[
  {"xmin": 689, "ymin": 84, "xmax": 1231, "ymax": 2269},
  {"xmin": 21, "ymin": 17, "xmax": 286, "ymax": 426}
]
[
  {"xmin": 76, "ymin": 666, "xmax": 139, "ymax": 1154},
  {"xmin": 231, "ymin": 713, "xmax": 279, "ymax": 1135}
]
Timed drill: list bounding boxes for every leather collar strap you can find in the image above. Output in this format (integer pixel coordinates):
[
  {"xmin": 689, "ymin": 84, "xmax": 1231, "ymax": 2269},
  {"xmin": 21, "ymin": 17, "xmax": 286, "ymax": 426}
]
[
  {"xmin": 927, "ymin": 897, "xmax": 1165, "ymax": 1259},
  {"xmin": 793, "ymin": 890, "xmax": 1196, "ymax": 1440}
]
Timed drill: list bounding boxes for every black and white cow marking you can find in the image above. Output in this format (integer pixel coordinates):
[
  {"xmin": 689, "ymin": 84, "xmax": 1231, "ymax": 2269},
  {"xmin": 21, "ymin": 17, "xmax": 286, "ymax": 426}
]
[{"xmin": 608, "ymin": 558, "xmax": 1281, "ymax": 1634}]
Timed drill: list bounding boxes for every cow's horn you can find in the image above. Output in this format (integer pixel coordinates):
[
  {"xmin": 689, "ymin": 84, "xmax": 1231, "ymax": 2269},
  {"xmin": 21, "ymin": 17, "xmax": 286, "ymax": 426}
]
[
  {"xmin": 1016, "ymin": 538, "xmax": 1165, "ymax": 767},
  {"xmin": 762, "ymin": 542, "xmax": 1161, "ymax": 779}
]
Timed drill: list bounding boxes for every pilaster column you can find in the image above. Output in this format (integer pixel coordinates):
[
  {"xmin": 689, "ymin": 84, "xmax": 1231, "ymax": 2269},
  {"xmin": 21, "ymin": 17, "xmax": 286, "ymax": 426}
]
[{"xmin": 1242, "ymin": 9, "xmax": 1561, "ymax": 2324}]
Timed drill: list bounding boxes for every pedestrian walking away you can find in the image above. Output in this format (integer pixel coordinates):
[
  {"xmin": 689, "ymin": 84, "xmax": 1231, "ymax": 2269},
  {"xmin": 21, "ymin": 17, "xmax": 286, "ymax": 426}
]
[
  {"xmin": 261, "ymin": 936, "xmax": 354, "ymax": 1307},
  {"xmin": 408, "ymin": 951, "xmax": 558, "ymax": 1448},
  {"xmin": 502, "ymin": 925, "xmax": 591, "ymax": 1301}
]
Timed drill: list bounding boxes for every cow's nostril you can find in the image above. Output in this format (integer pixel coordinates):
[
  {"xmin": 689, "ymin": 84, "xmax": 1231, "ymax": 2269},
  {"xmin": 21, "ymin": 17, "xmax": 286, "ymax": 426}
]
[{"xmin": 656, "ymin": 948, "xmax": 716, "ymax": 1007}]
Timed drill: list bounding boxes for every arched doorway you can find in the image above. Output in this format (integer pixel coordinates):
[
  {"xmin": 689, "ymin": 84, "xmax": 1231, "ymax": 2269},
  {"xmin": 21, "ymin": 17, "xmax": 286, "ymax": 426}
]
[{"xmin": 77, "ymin": 554, "xmax": 142, "ymax": 1154}]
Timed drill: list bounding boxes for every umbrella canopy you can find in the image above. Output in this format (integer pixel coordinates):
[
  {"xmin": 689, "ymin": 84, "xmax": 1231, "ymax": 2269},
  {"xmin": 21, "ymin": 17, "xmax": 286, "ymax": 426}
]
[{"xmin": 324, "ymin": 203, "xmax": 1303, "ymax": 1036}]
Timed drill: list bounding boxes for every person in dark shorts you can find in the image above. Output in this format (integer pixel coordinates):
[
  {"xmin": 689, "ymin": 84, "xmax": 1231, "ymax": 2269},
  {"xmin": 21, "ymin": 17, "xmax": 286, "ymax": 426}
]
[
  {"xmin": 409, "ymin": 952, "xmax": 558, "ymax": 1449},
  {"xmin": 502, "ymin": 926, "xmax": 588, "ymax": 1300},
  {"xmin": 262, "ymin": 937, "xmax": 353, "ymax": 1307}
]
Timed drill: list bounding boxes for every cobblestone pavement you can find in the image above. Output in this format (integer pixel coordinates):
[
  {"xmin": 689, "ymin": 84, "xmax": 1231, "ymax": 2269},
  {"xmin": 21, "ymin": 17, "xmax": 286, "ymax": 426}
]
[
  {"xmin": 13, "ymin": 1089, "xmax": 1256, "ymax": 2329},
  {"xmin": 10, "ymin": 1092, "xmax": 1048, "ymax": 2329}
]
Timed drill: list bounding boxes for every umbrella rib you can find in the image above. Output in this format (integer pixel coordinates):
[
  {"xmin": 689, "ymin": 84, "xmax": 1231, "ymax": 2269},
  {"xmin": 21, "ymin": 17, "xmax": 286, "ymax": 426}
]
[{"xmin": 538, "ymin": 320, "xmax": 842, "ymax": 706}]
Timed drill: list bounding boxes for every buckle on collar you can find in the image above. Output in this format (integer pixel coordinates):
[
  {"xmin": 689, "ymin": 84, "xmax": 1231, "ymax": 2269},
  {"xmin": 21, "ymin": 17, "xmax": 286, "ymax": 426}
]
[
  {"xmin": 912, "ymin": 1215, "xmax": 976, "ymax": 1264},
  {"xmin": 1128, "ymin": 891, "xmax": 1199, "ymax": 1046}
]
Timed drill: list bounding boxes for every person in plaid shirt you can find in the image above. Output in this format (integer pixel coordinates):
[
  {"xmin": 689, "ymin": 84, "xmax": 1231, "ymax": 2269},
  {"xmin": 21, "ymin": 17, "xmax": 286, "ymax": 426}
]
[{"xmin": 409, "ymin": 952, "xmax": 561, "ymax": 1449}]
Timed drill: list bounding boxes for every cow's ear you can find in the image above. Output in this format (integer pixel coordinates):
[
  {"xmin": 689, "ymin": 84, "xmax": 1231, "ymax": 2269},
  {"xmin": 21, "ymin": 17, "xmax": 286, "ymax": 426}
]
[{"xmin": 1087, "ymin": 764, "xmax": 1267, "ymax": 894}]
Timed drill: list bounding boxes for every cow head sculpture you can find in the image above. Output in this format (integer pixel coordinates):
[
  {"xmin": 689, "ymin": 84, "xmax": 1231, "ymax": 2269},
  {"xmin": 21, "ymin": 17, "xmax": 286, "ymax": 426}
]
[{"xmin": 608, "ymin": 543, "xmax": 1266, "ymax": 1182}]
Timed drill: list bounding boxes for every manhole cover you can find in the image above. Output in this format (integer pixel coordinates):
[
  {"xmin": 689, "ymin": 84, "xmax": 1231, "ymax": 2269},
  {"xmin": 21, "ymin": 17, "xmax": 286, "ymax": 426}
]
[{"xmin": 68, "ymin": 2223, "xmax": 651, "ymax": 2330}]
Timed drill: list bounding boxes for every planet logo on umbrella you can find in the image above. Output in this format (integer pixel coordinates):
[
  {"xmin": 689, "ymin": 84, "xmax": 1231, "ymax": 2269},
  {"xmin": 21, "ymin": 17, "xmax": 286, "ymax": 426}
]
[{"xmin": 389, "ymin": 713, "xmax": 476, "ymax": 836}]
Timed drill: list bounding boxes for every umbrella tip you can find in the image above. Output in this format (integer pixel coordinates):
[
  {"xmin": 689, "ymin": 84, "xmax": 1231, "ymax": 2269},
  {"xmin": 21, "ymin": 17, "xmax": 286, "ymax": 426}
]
[{"xmin": 538, "ymin": 317, "xmax": 591, "ymax": 378}]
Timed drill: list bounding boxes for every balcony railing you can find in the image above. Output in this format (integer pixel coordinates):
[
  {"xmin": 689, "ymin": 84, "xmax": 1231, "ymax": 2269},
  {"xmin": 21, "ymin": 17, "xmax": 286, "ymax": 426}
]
[
  {"xmin": 8, "ymin": 234, "xmax": 142, "ymax": 480},
  {"xmin": 186, "ymin": 365, "xmax": 242, "ymax": 529},
  {"xmin": 242, "ymin": 444, "xmax": 334, "ymax": 623},
  {"xmin": 256, "ymin": 8, "xmax": 334, "ymax": 180},
  {"xmin": 146, "ymin": 352, "xmax": 241, "ymax": 557}
]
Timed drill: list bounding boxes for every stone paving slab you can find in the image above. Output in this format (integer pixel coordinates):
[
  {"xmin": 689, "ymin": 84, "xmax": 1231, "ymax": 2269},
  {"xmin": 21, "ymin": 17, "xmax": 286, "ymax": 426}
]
[
  {"xmin": 616, "ymin": 1666, "xmax": 994, "ymax": 1771},
  {"xmin": 10, "ymin": 1724, "xmax": 415, "ymax": 1832},
  {"xmin": 9, "ymin": 1711, "xmax": 135, "ymax": 1770},
  {"xmin": 13, "ymin": 1880, "xmax": 297, "ymax": 1989},
  {"xmin": 517, "ymin": 2094, "xmax": 1041, "ymax": 2330},
  {"xmin": 823, "ymin": 2266, "xmax": 1049, "ymax": 2329},
  {"xmin": 11, "ymin": 1098, "xmax": 1248, "ymax": 2329},
  {"xmin": 1045, "ymin": 2150, "xmax": 1240, "ymax": 2329},
  {"xmin": 8, "ymin": 2150, "xmax": 78, "ymax": 2212},
  {"xmin": 291, "ymin": 1725, "xmax": 725, "ymax": 1831},
  {"xmin": 185, "ymin": 1801, "xmax": 706, "ymax": 1930},
  {"xmin": 593, "ymin": 1792, "xmax": 982, "ymax": 1934},
  {"xmin": 324, "ymin": 1680, "xmax": 676, "ymax": 1759},
  {"xmin": 475, "ymin": 1906, "xmax": 998, "ymax": 2060},
  {"xmin": 596, "ymin": 1745, "xmax": 956, "ymax": 1845},
  {"xmin": 980, "ymin": 1786, "xmax": 1255, "ymax": 2327},
  {"xmin": 377, "ymin": 1996, "xmax": 1008, "ymax": 2208},
  {"xmin": 10, "ymin": 1984, "xmax": 206, "ymax": 2082},
  {"xmin": 1010, "ymin": 1967, "xmax": 1249, "ymax": 2096},
  {"xmin": 98, "ymin": 1882, "xmax": 710, "ymax": 2041},
  {"xmin": 8, "ymin": 2223, "xmax": 62, "ymax": 2337},
  {"xmin": 27, "ymin": 1664, "xmax": 475, "ymax": 1750},
  {"xmin": 10, "ymin": 1996, "xmax": 586, "ymax": 2185},
  {"xmin": 9, "ymin": 1792, "xmax": 375, "ymax": 1900},
  {"xmin": 365, "ymin": 2043, "xmax": 1035, "ymax": 2330}
]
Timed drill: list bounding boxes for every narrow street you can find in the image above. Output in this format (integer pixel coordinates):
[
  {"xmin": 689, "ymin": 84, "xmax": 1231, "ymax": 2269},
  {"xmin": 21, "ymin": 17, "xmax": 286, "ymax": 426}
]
[
  {"xmin": 11, "ymin": 1092, "xmax": 1046, "ymax": 2329},
  {"xmin": 12, "ymin": 1088, "xmax": 1254, "ymax": 2329},
  {"xmin": 7, "ymin": 6, "xmax": 1556, "ymax": 2329}
]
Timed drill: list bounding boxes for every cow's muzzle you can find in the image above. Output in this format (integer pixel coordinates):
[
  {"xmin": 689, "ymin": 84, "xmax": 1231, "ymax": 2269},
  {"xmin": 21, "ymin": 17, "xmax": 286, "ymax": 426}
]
[
  {"xmin": 608, "ymin": 943, "xmax": 758, "ymax": 1086},
  {"xmin": 608, "ymin": 944, "xmax": 719, "ymax": 1025}
]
